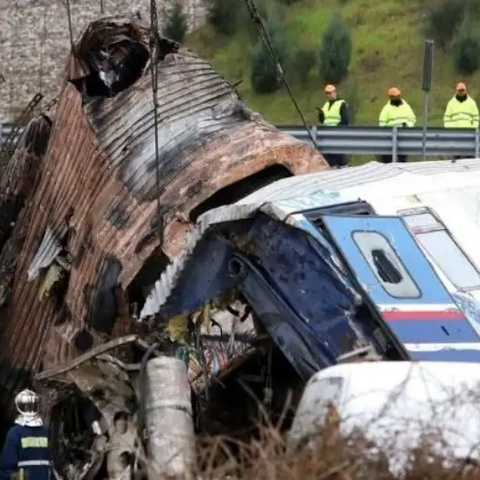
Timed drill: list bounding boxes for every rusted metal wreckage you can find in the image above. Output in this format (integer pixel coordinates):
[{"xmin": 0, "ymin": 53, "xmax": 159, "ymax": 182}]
[{"xmin": 0, "ymin": 15, "xmax": 328, "ymax": 477}]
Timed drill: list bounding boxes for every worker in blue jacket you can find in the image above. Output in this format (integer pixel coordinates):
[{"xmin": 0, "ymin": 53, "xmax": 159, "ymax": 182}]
[{"xmin": 0, "ymin": 389, "xmax": 51, "ymax": 480}]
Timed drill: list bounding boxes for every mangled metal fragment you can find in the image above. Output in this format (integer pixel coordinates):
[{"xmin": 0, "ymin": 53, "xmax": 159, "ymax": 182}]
[
  {"xmin": 0, "ymin": 16, "xmax": 327, "ymax": 420},
  {"xmin": 0, "ymin": 18, "xmax": 327, "ymax": 420},
  {"xmin": 36, "ymin": 336, "xmax": 145, "ymax": 479}
]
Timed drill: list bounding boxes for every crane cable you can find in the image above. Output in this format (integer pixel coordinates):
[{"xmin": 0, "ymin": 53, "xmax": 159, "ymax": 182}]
[
  {"xmin": 149, "ymin": 0, "xmax": 165, "ymax": 248},
  {"xmin": 65, "ymin": 0, "xmax": 74, "ymax": 49},
  {"xmin": 243, "ymin": 0, "xmax": 317, "ymax": 148}
]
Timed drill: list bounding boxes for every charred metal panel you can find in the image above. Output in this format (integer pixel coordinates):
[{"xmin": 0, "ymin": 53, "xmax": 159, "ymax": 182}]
[
  {"xmin": 0, "ymin": 17, "xmax": 327, "ymax": 417},
  {"xmin": 159, "ymin": 234, "xmax": 242, "ymax": 318},
  {"xmin": 0, "ymin": 115, "xmax": 51, "ymax": 250},
  {"xmin": 87, "ymin": 255, "xmax": 123, "ymax": 334},
  {"xmin": 234, "ymin": 216, "xmax": 379, "ymax": 378}
]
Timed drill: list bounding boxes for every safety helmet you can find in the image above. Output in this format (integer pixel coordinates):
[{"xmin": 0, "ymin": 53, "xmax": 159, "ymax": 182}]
[
  {"xmin": 388, "ymin": 87, "xmax": 401, "ymax": 97},
  {"xmin": 15, "ymin": 389, "xmax": 40, "ymax": 415}
]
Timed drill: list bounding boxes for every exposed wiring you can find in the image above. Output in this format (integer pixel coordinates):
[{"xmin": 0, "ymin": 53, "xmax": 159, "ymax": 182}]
[
  {"xmin": 149, "ymin": 0, "xmax": 165, "ymax": 248},
  {"xmin": 243, "ymin": 0, "xmax": 317, "ymax": 148}
]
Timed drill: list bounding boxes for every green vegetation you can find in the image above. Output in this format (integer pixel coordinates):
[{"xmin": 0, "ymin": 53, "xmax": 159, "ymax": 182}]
[
  {"xmin": 319, "ymin": 12, "xmax": 352, "ymax": 85},
  {"xmin": 163, "ymin": 0, "xmax": 188, "ymax": 43},
  {"xmin": 185, "ymin": 0, "xmax": 480, "ymax": 126}
]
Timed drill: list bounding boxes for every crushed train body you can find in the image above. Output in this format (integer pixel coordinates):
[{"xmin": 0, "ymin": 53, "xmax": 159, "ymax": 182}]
[
  {"xmin": 0, "ymin": 16, "xmax": 327, "ymax": 426},
  {"xmin": 3, "ymin": 14, "xmax": 480, "ymax": 480}
]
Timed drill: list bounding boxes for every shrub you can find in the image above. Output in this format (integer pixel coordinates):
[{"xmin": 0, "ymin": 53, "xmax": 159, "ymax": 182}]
[
  {"xmin": 250, "ymin": 16, "xmax": 289, "ymax": 94},
  {"xmin": 452, "ymin": 19, "xmax": 480, "ymax": 75},
  {"xmin": 204, "ymin": 0, "xmax": 239, "ymax": 36},
  {"xmin": 250, "ymin": 43, "xmax": 280, "ymax": 94},
  {"xmin": 291, "ymin": 49, "xmax": 316, "ymax": 85},
  {"xmin": 423, "ymin": 0, "xmax": 478, "ymax": 51},
  {"xmin": 163, "ymin": 0, "xmax": 188, "ymax": 43},
  {"xmin": 319, "ymin": 12, "xmax": 352, "ymax": 85}
]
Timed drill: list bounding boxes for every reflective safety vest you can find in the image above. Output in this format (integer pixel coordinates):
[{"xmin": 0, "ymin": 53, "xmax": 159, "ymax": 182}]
[
  {"xmin": 379, "ymin": 100, "xmax": 416, "ymax": 127},
  {"xmin": 444, "ymin": 96, "xmax": 479, "ymax": 128},
  {"xmin": 322, "ymin": 99, "xmax": 345, "ymax": 126},
  {"xmin": 0, "ymin": 424, "xmax": 51, "ymax": 480}
]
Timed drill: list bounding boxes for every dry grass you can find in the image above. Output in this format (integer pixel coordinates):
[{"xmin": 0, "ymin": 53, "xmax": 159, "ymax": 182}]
[{"xmin": 195, "ymin": 420, "xmax": 480, "ymax": 479}]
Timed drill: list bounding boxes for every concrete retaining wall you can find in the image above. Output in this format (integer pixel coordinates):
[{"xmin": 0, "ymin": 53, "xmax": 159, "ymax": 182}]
[{"xmin": 0, "ymin": 0, "xmax": 205, "ymax": 120}]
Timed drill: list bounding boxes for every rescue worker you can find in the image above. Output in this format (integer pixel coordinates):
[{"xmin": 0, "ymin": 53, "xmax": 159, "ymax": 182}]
[
  {"xmin": 378, "ymin": 87, "xmax": 416, "ymax": 163},
  {"xmin": 0, "ymin": 389, "xmax": 51, "ymax": 480},
  {"xmin": 444, "ymin": 82, "xmax": 479, "ymax": 159},
  {"xmin": 317, "ymin": 84, "xmax": 350, "ymax": 168}
]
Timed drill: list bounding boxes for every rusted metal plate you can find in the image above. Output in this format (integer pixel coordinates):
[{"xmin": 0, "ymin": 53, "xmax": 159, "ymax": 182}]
[{"xmin": 0, "ymin": 17, "xmax": 327, "ymax": 417}]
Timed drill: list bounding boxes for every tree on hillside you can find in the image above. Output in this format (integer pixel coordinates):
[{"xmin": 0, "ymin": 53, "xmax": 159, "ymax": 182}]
[
  {"xmin": 424, "ymin": 0, "xmax": 480, "ymax": 51},
  {"xmin": 291, "ymin": 49, "xmax": 316, "ymax": 85},
  {"xmin": 319, "ymin": 12, "xmax": 352, "ymax": 85},
  {"xmin": 250, "ymin": 16, "xmax": 289, "ymax": 94},
  {"xmin": 163, "ymin": 0, "xmax": 188, "ymax": 43},
  {"xmin": 204, "ymin": 0, "xmax": 239, "ymax": 36},
  {"xmin": 452, "ymin": 19, "xmax": 480, "ymax": 75}
]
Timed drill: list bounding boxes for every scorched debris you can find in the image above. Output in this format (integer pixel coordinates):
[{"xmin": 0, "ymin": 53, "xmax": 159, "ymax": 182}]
[{"xmin": 0, "ymin": 16, "xmax": 327, "ymax": 425}]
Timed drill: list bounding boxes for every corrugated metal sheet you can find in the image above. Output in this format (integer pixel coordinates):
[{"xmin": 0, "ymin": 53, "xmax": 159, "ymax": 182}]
[
  {"xmin": 0, "ymin": 17, "xmax": 327, "ymax": 413},
  {"xmin": 140, "ymin": 203, "xmax": 257, "ymax": 318},
  {"xmin": 237, "ymin": 159, "xmax": 480, "ymax": 206}
]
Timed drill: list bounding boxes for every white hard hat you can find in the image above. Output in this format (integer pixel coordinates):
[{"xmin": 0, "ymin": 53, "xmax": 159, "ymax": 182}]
[{"xmin": 15, "ymin": 389, "xmax": 40, "ymax": 415}]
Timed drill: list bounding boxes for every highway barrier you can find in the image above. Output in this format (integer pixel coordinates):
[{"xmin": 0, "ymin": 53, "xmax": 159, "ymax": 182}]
[{"xmin": 2, "ymin": 123, "xmax": 480, "ymax": 161}]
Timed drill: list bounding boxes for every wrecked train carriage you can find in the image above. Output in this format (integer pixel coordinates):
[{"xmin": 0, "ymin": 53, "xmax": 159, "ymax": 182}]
[
  {"xmin": 137, "ymin": 165, "xmax": 480, "ymax": 431},
  {"xmin": 243, "ymin": 159, "xmax": 480, "ymax": 361},
  {"xmin": 0, "ymin": 17, "xmax": 327, "ymax": 423},
  {"xmin": 136, "ymin": 200, "xmax": 406, "ymax": 435}
]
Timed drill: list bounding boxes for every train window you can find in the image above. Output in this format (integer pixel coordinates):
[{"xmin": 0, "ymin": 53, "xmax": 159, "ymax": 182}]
[
  {"xmin": 400, "ymin": 208, "xmax": 480, "ymax": 291},
  {"xmin": 353, "ymin": 231, "xmax": 420, "ymax": 298},
  {"xmin": 416, "ymin": 230, "xmax": 480, "ymax": 290}
]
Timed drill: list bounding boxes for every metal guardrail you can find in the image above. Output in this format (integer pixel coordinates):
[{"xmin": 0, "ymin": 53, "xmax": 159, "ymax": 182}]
[
  {"xmin": 277, "ymin": 125, "xmax": 480, "ymax": 159},
  {"xmin": 2, "ymin": 123, "xmax": 480, "ymax": 161}
]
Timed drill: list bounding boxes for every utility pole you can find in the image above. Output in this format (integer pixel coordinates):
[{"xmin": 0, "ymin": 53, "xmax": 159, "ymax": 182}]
[{"xmin": 421, "ymin": 39, "xmax": 434, "ymax": 161}]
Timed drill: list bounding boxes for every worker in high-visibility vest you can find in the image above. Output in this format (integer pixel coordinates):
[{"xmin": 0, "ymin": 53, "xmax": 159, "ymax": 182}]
[
  {"xmin": 378, "ymin": 87, "xmax": 416, "ymax": 163},
  {"xmin": 0, "ymin": 390, "xmax": 51, "ymax": 480},
  {"xmin": 444, "ymin": 82, "xmax": 479, "ymax": 129},
  {"xmin": 317, "ymin": 84, "xmax": 350, "ymax": 168},
  {"xmin": 444, "ymin": 83, "xmax": 479, "ymax": 160}
]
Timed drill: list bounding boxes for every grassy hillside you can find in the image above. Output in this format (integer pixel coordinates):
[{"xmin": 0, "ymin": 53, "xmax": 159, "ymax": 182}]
[{"xmin": 185, "ymin": 0, "xmax": 480, "ymax": 126}]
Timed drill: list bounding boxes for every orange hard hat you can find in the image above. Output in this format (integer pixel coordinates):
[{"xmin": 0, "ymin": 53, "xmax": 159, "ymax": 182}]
[
  {"xmin": 388, "ymin": 87, "xmax": 401, "ymax": 97},
  {"xmin": 325, "ymin": 84, "xmax": 336, "ymax": 93},
  {"xmin": 456, "ymin": 82, "xmax": 467, "ymax": 91}
]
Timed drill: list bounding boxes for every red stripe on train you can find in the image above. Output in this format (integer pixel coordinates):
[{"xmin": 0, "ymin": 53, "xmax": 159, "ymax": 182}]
[{"xmin": 382, "ymin": 310, "xmax": 464, "ymax": 320}]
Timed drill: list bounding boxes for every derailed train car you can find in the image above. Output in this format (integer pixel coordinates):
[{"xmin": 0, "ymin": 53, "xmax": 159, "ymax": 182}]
[
  {"xmin": 0, "ymin": 15, "xmax": 328, "ymax": 431},
  {"xmin": 31, "ymin": 159, "xmax": 480, "ymax": 477},
  {"xmin": 141, "ymin": 172, "xmax": 480, "ymax": 378},
  {"xmin": 136, "ymin": 160, "xmax": 480, "ymax": 436},
  {"xmin": 3, "ymin": 14, "xmax": 479, "ymax": 479}
]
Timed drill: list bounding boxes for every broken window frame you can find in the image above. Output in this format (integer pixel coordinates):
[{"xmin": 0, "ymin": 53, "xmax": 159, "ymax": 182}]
[
  {"xmin": 304, "ymin": 201, "xmax": 376, "ymax": 225},
  {"xmin": 352, "ymin": 230, "xmax": 421, "ymax": 299},
  {"xmin": 398, "ymin": 207, "xmax": 480, "ymax": 292}
]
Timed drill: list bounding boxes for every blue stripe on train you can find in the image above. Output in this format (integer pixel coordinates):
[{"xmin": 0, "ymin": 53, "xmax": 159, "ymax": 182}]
[
  {"xmin": 388, "ymin": 319, "xmax": 480, "ymax": 343},
  {"xmin": 409, "ymin": 349, "xmax": 480, "ymax": 362}
]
